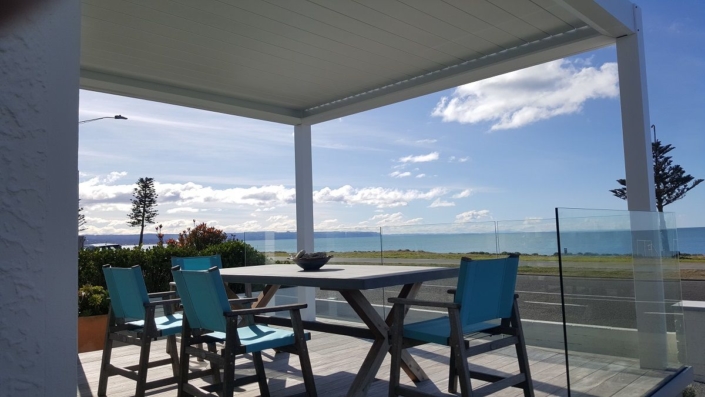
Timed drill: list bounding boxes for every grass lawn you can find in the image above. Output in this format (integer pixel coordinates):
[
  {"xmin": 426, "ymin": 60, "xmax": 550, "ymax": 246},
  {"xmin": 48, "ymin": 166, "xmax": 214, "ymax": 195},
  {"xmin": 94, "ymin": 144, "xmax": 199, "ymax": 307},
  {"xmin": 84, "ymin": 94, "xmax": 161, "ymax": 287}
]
[{"xmin": 268, "ymin": 250, "xmax": 705, "ymax": 280}]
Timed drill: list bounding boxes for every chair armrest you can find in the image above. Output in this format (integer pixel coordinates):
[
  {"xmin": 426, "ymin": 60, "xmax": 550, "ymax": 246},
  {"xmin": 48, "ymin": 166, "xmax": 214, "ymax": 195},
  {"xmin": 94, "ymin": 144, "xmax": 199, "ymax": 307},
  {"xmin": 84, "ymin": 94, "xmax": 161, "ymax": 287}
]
[
  {"xmin": 388, "ymin": 297, "xmax": 459, "ymax": 309},
  {"xmin": 148, "ymin": 291, "xmax": 178, "ymax": 298},
  {"xmin": 447, "ymin": 288, "xmax": 456, "ymax": 295},
  {"xmin": 224, "ymin": 303, "xmax": 307, "ymax": 317},
  {"xmin": 228, "ymin": 297, "xmax": 257, "ymax": 305},
  {"xmin": 144, "ymin": 298, "xmax": 181, "ymax": 308}
]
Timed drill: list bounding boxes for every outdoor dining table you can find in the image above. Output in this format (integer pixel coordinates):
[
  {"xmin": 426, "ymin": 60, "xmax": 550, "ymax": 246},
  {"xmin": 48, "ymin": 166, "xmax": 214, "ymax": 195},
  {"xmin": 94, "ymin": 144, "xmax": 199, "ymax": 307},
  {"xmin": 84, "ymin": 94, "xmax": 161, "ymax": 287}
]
[{"xmin": 219, "ymin": 264, "xmax": 459, "ymax": 397}]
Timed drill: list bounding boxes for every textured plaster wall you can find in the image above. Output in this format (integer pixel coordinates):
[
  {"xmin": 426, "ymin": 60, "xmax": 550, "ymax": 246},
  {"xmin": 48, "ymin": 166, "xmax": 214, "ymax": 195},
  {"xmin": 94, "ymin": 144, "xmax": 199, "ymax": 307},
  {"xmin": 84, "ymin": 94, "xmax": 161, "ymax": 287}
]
[{"xmin": 0, "ymin": 1, "xmax": 80, "ymax": 395}]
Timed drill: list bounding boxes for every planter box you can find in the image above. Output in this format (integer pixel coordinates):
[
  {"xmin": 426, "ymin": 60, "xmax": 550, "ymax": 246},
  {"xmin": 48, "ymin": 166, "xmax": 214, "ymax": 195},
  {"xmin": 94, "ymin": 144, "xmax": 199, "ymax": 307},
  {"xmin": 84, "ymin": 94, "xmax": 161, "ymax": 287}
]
[{"xmin": 78, "ymin": 314, "xmax": 108, "ymax": 353}]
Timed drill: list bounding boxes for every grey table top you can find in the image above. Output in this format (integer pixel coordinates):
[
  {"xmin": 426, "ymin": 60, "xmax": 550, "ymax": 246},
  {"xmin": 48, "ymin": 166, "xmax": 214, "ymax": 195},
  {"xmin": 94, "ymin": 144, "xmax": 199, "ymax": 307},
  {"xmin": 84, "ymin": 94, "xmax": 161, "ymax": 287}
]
[{"xmin": 220, "ymin": 264, "xmax": 459, "ymax": 291}]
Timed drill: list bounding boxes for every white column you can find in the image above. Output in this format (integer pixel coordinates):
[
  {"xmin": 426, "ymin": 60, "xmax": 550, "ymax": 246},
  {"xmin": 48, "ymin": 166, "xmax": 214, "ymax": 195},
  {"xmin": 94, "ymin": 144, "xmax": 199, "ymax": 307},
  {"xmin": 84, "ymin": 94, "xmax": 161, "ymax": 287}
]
[
  {"xmin": 617, "ymin": 4, "xmax": 656, "ymax": 212},
  {"xmin": 294, "ymin": 124, "xmax": 316, "ymax": 321},
  {"xmin": 617, "ymin": 4, "xmax": 667, "ymax": 370},
  {"xmin": 0, "ymin": 1, "xmax": 80, "ymax": 395}
]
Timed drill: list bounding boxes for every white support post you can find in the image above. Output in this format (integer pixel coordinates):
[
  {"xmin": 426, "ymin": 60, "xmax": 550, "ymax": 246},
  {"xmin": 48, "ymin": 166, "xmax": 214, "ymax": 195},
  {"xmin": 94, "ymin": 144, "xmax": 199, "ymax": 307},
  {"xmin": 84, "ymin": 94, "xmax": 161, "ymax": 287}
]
[
  {"xmin": 294, "ymin": 124, "xmax": 316, "ymax": 321},
  {"xmin": 617, "ymin": 5, "xmax": 656, "ymax": 213},
  {"xmin": 617, "ymin": 4, "xmax": 667, "ymax": 370},
  {"xmin": 0, "ymin": 1, "xmax": 80, "ymax": 395}
]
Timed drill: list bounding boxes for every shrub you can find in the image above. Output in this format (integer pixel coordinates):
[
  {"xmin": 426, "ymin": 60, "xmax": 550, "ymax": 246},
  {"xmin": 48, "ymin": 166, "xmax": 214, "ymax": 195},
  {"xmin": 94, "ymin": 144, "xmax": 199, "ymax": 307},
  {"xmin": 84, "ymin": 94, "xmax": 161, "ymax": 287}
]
[
  {"xmin": 79, "ymin": 241, "xmax": 266, "ymax": 293},
  {"xmin": 78, "ymin": 285, "xmax": 110, "ymax": 317},
  {"xmin": 169, "ymin": 222, "xmax": 227, "ymax": 251},
  {"xmin": 682, "ymin": 385, "xmax": 696, "ymax": 397}
]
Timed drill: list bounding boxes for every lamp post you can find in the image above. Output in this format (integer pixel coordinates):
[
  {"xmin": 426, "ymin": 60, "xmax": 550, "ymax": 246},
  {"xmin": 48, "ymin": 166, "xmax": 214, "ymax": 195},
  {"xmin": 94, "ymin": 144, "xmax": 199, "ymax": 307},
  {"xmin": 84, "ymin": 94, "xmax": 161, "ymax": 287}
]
[
  {"xmin": 79, "ymin": 115, "xmax": 128, "ymax": 124},
  {"xmin": 77, "ymin": 114, "xmax": 127, "ymax": 244}
]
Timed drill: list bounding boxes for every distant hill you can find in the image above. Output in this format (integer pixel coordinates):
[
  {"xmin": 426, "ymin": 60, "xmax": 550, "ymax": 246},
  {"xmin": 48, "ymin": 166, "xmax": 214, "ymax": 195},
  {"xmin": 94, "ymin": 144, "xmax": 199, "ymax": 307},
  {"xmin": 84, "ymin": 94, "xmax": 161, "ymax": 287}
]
[{"xmin": 83, "ymin": 231, "xmax": 379, "ymax": 246}]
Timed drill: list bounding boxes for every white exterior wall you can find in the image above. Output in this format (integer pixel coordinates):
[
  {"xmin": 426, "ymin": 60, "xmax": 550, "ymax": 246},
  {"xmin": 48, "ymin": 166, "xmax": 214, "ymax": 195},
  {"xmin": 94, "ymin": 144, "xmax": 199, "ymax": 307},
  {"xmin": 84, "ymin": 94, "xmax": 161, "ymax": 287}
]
[{"xmin": 0, "ymin": 1, "xmax": 80, "ymax": 395}]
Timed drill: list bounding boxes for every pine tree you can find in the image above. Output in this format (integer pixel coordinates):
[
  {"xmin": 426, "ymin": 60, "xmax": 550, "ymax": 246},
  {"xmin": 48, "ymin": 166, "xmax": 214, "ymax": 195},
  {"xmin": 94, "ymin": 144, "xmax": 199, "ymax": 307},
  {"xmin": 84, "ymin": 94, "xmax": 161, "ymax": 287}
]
[
  {"xmin": 127, "ymin": 177, "xmax": 158, "ymax": 246},
  {"xmin": 78, "ymin": 199, "xmax": 87, "ymax": 233},
  {"xmin": 610, "ymin": 140, "xmax": 703, "ymax": 212}
]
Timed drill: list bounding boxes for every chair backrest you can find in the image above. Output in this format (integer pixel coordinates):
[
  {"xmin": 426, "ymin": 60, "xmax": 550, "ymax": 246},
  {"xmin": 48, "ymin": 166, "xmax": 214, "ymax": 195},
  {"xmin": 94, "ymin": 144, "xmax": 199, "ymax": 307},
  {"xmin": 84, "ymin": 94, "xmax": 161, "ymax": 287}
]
[
  {"xmin": 171, "ymin": 266, "xmax": 231, "ymax": 332},
  {"xmin": 454, "ymin": 254, "xmax": 519, "ymax": 326},
  {"xmin": 102, "ymin": 265, "xmax": 150, "ymax": 320},
  {"xmin": 171, "ymin": 254, "xmax": 222, "ymax": 270}
]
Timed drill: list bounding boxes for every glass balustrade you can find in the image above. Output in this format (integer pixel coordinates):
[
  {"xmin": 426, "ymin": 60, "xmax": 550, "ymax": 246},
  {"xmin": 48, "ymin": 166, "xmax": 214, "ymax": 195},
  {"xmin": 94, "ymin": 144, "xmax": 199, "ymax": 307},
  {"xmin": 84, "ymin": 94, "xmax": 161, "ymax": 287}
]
[{"xmin": 232, "ymin": 209, "xmax": 690, "ymax": 396}]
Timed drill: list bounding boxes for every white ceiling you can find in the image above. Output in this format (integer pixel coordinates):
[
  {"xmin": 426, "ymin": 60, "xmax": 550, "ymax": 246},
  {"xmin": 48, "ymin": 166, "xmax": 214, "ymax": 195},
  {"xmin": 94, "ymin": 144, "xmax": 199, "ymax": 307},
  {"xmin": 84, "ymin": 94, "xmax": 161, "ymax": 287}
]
[{"xmin": 80, "ymin": 0, "xmax": 635, "ymax": 125}]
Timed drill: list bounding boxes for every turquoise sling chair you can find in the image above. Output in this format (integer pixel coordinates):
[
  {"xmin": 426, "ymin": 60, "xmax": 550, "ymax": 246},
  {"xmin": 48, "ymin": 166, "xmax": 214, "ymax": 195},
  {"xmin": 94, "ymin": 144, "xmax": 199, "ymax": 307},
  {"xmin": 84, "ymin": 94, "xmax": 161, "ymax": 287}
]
[
  {"xmin": 99, "ymin": 265, "xmax": 190, "ymax": 397},
  {"xmin": 171, "ymin": 265, "xmax": 318, "ymax": 397},
  {"xmin": 388, "ymin": 254, "xmax": 534, "ymax": 397},
  {"xmin": 170, "ymin": 254, "xmax": 240, "ymax": 361},
  {"xmin": 171, "ymin": 254, "xmax": 223, "ymax": 270}
]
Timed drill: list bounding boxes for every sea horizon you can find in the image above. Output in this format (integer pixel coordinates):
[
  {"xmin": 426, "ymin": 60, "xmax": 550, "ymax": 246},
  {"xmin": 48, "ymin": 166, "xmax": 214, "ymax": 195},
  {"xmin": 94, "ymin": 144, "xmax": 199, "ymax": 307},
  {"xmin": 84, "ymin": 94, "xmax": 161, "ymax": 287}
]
[{"xmin": 84, "ymin": 226, "xmax": 705, "ymax": 256}]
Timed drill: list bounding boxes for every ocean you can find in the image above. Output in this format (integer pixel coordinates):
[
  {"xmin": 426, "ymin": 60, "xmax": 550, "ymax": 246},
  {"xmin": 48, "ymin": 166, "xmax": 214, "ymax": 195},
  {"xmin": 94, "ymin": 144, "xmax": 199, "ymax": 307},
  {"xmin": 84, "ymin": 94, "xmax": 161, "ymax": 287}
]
[
  {"xmin": 93, "ymin": 227, "xmax": 705, "ymax": 256},
  {"xmin": 239, "ymin": 227, "xmax": 705, "ymax": 256}
]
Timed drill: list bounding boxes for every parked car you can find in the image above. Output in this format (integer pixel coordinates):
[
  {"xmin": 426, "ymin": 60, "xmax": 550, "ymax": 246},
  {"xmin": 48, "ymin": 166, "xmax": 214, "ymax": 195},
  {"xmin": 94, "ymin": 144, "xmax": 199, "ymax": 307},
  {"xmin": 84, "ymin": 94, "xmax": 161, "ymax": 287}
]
[{"xmin": 85, "ymin": 243, "xmax": 122, "ymax": 251}]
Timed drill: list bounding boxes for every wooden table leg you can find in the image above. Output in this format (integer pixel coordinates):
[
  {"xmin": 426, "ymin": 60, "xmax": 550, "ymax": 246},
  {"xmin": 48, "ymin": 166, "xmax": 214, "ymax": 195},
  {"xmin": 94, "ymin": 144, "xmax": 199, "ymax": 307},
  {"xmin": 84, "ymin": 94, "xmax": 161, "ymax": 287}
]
[
  {"xmin": 339, "ymin": 290, "xmax": 389, "ymax": 397},
  {"xmin": 236, "ymin": 284, "xmax": 280, "ymax": 327},
  {"xmin": 254, "ymin": 284, "xmax": 280, "ymax": 308},
  {"xmin": 386, "ymin": 283, "xmax": 429, "ymax": 383}
]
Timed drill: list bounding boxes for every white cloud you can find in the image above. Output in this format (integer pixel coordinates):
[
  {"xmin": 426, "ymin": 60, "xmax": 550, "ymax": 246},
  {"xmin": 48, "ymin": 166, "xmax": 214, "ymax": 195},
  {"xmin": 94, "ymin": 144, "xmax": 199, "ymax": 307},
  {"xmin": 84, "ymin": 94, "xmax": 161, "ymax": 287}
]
[
  {"xmin": 85, "ymin": 203, "xmax": 132, "ymax": 212},
  {"xmin": 429, "ymin": 198, "xmax": 455, "ymax": 208},
  {"xmin": 448, "ymin": 156, "xmax": 470, "ymax": 163},
  {"xmin": 432, "ymin": 59, "xmax": 619, "ymax": 130},
  {"xmin": 104, "ymin": 171, "xmax": 128, "ymax": 183},
  {"xmin": 167, "ymin": 207, "xmax": 201, "ymax": 214},
  {"xmin": 455, "ymin": 210, "xmax": 491, "ymax": 223},
  {"xmin": 368, "ymin": 212, "xmax": 423, "ymax": 226},
  {"xmin": 390, "ymin": 171, "xmax": 411, "ymax": 178},
  {"xmin": 399, "ymin": 152, "xmax": 439, "ymax": 163},
  {"xmin": 314, "ymin": 186, "xmax": 446, "ymax": 208},
  {"xmin": 316, "ymin": 219, "xmax": 341, "ymax": 230},
  {"xmin": 452, "ymin": 189, "xmax": 473, "ymax": 198},
  {"xmin": 81, "ymin": 173, "xmax": 448, "ymax": 212},
  {"xmin": 416, "ymin": 174, "xmax": 426, "ymax": 178},
  {"xmin": 416, "ymin": 139, "xmax": 437, "ymax": 144}
]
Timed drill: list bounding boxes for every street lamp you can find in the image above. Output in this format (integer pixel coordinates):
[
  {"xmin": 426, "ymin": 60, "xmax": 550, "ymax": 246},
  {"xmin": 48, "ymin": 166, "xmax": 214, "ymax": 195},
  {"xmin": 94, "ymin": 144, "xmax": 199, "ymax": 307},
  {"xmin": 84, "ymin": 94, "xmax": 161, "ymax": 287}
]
[{"xmin": 79, "ymin": 115, "xmax": 128, "ymax": 124}]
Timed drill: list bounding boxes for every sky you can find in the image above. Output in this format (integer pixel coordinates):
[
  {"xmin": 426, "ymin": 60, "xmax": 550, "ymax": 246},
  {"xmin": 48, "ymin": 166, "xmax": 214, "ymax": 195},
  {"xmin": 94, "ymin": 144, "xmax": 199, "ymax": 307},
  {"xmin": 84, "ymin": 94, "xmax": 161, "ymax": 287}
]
[{"xmin": 78, "ymin": 0, "xmax": 705, "ymax": 236}]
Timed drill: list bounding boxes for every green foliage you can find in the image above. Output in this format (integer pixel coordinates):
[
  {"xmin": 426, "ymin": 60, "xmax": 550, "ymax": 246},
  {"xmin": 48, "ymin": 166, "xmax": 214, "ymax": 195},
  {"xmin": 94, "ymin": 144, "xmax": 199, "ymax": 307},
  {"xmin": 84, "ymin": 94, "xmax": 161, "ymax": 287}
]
[
  {"xmin": 79, "ymin": 241, "xmax": 266, "ymax": 293},
  {"xmin": 682, "ymin": 385, "xmax": 696, "ymax": 397},
  {"xmin": 127, "ymin": 177, "xmax": 159, "ymax": 246},
  {"xmin": 611, "ymin": 140, "xmax": 703, "ymax": 211},
  {"xmin": 78, "ymin": 285, "xmax": 110, "ymax": 317},
  {"xmin": 169, "ymin": 222, "xmax": 227, "ymax": 251},
  {"xmin": 78, "ymin": 199, "xmax": 86, "ymax": 233}
]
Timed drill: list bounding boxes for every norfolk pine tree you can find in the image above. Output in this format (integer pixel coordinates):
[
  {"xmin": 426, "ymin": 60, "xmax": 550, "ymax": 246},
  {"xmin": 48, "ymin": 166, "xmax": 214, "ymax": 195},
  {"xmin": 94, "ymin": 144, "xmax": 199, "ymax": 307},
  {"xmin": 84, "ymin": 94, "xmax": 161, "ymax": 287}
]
[
  {"xmin": 78, "ymin": 199, "xmax": 86, "ymax": 233},
  {"xmin": 128, "ymin": 177, "xmax": 158, "ymax": 246},
  {"xmin": 610, "ymin": 140, "xmax": 703, "ymax": 212}
]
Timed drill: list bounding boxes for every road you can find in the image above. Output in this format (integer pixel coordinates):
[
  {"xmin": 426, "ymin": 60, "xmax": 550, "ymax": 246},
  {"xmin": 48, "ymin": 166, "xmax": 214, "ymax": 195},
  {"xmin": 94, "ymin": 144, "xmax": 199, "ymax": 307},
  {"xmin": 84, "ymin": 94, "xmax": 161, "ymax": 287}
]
[
  {"xmin": 412, "ymin": 275, "xmax": 703, "ymax": 328},
  {"xmin": 325, "ymin": 275, "xmax": 704, "ymax": 329}
]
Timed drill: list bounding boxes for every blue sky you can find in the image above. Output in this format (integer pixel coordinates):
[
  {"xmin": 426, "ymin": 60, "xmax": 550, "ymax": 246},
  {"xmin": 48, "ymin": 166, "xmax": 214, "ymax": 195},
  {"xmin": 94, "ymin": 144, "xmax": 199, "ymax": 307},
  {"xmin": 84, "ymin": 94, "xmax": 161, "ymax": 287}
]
[{"xmin": 78, "ymin": 0, "xmax": 704, "ymax": 235}]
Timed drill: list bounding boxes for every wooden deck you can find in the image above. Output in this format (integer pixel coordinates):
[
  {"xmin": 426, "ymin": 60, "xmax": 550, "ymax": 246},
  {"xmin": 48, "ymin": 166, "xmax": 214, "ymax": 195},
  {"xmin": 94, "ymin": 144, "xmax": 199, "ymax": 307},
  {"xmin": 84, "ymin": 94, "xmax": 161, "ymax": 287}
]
[{"xmin": 77, "ymin": 322, "xmax": 672, "ymax": 397}]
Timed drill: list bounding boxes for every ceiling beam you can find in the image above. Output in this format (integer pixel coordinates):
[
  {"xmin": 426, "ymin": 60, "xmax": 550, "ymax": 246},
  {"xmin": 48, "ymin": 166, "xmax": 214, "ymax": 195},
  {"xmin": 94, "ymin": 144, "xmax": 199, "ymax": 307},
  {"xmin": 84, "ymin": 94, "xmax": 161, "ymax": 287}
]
[
  {"xmin": 553, "ymin": 0, "xmax": 636, "ymax": 37},
  {"xmin": 80, "ymin": 69, "xmax": 303, "ymax": 125},
  {"xmin": 302, "ymin": 27, "xmax": 613, "ymax": 125}
]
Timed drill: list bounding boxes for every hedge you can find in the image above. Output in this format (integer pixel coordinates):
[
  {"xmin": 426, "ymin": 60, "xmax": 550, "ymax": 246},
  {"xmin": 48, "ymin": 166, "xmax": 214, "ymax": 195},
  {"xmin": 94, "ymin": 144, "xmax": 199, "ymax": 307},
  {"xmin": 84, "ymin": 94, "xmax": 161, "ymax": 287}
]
[{"xmin": 79, "ymin": 240, "xmax": 266, "ymax": 293}]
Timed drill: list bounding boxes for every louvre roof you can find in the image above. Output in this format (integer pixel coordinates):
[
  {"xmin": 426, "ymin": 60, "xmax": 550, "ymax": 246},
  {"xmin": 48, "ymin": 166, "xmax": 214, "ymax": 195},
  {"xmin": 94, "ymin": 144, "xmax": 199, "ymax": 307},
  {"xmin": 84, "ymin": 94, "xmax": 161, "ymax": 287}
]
[{"xmin": 80, "ymin": 0, "xmax": 636, "ymax": 125}]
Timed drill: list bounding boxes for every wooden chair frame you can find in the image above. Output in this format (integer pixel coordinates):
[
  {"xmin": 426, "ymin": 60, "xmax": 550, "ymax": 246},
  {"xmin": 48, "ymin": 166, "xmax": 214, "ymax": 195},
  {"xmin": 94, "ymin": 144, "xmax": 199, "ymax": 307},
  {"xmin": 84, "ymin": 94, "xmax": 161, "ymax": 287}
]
[
  {"xmin": 172, "ymin": 266, "xmax": 317, "ymax": 397},
  {"xmin": 98, "ymin": 264, "xmax": 211, "ymax": 397},
  {"xmin": 388, "ymin": 255, "xmax": 534, "ymax": 397}
]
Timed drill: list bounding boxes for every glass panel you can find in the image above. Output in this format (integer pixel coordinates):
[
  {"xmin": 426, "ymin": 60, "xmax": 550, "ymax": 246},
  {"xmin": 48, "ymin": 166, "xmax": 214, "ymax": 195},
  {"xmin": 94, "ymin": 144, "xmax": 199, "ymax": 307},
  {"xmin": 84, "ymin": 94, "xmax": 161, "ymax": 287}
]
[
  {"xmin": 496, "ymin": 219, "xmax": 566, "ymax": 356},
  {"xmin": 380, "ymin": 221, "xmax": 498, "ymax": 322},
  {"xmin": 239, "ymin": 231, "xmax": 297, "ymax": 310},
  {"xmin": 313, "ymin": 227, "xmax": 383, "ymax": 324},
  {"xmin": 556, "ymin": 208, "xmax": 685, "ymax": 396}
]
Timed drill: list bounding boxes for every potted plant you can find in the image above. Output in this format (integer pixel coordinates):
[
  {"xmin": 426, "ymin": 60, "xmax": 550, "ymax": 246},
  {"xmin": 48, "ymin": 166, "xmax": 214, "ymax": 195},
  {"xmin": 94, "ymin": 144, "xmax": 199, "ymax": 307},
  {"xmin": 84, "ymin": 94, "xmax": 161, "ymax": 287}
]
[{"xmin": 78, "ymin": 284, "xmax": 110, "ymax": 353}]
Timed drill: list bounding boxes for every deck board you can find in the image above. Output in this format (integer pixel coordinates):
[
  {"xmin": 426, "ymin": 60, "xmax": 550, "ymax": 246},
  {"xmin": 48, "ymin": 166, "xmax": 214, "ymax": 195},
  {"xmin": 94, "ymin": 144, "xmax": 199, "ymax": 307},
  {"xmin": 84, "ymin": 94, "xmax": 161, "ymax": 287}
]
[{"xmin": 77, "ymin": 321, "xmax": 675, "ymax": 397}]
